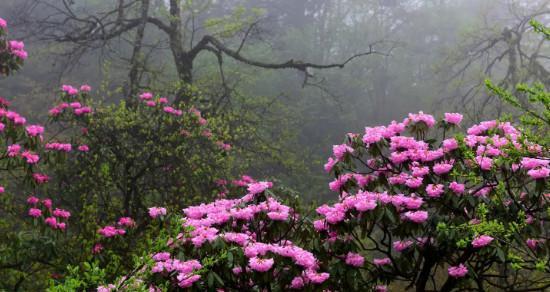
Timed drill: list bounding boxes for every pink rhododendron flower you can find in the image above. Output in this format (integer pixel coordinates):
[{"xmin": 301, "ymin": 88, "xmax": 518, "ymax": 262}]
[
  {"xmin": 332, "ymin": 144, "xmax": 354, "ymax": 161},
  {"xmin": 97, "ymin": 284, "xmax": 115, "ymax": 292},
  {"xmin": 313, "ymin": 219, "xmax": 327, "ymax": 231},
  {"xmin": 80, "ymin": 84, "xmax": 92, "ymax": 92},
  {"xmin": 177, "ymin": 274, "xmax": 201, "ymax": 288},
  {"xmin": 472, "ymin": 235, "xmax": 494, "ymax": 248},
  {"xmin": 42, "ymin": 199, "xmax": 52, "ymax": 209},
  {"xmin": 25, "ymin": 125, "xmax": 44, "ymax": 137},
  {"xmin": 70, "ymin": 102, "xmax": 81, "ymax": 109},
  {"xmin": 526, "ymin": 239, "xmax": 542, "ymax": 250},
  {"xmin": 0, "ymin": 17, "xmax": 7, "ymax": 29},
  {"xmin": 98, "ymin": 226, "xmax": 126, "ymax": 238},
  {"xmin": 373, "ymin": 257, "xmax": 391, "ymax": 266},
  {"xmin": 393, "ymin": 240, "xmax": 413, "ymax": 251},
  {"xmin": 527, "ymin": 167, "xmax": 550, "ymax": 179},
  {"xmin": 28, "ymin": 208, "xmax": 42, "ymax": 218},
  {"xmin": 324, "ymin": 157, "xmax": 337, "ymax": 172},
  {"xmin": 148, "ymin": 207, "xmax": 167, "ymax": 218},
  {"xmin": 139, "ymin": 92, "xmax": 153, "ymax": 100},
  {"xmin": 21, "ymin": 151, "xmax": 39, "ymax": 164},
  {"xmin": 354, "ymin": 199, "xmax": 377, "ymax": 212},
  {"xmin": 444, "ymin": 113, "xmax": 463, "ymax": 125},
  {"xmin": 248, "ymin": 257, "xmax": 274, "ymax": 272},
  {"xmin": 448, "ymin": 263, "xmax": 468, "ymax": 278},
  {"xmin": 405, "ymin": 177, "xmax": 423, "ymax": 189},
  {"xmin": 345, "ymin": 252, "xmax": 364, "ymax": 267},
  {"xmin": 290, "ymin": 276, "xmax": 305, "ymax": 289},
  {"xmin": 425, "ymin": 184, "xmax": 444, "ymax": 198},
  {"xmin": 412, "ymin": 165, "xmax": 430, "ymax": 177},
  {"xmin": 232, "ymin": 267, "xmax": 242, "ymax": 275},
  {"xmin": 520, "ymin": 158, "xmax": 549, "ymax": 170},
  {"xmin": 406, "ymin": 111, "xmax": 436, "ymax": 128},
  {"xmin": 45, "ymin": 217, "xmax": 57, "ymax": 229},
  {"xmin": 27, "ymin": 196, "xmax": 39, "ymax": 205},
  {"xmin": 449, "ymin": 182, "xmax": 465, "ymax": 194},
  {"xmin": 433, "ymin": 161, "xmax": 453, "ymax": 175},
  {"xmin": 61, "ymin": 85, "xmax": 79, "ymax": 95},
  {"xmin": 78, "ymin": 145, "xmax": 90, "ymax": 152},
  {"xmin": 304, "ymin": 270, "xmax": 330, "ymax": 284},
  {"xmin": 33, "ymin": 173, "xmax": 50, "ymax": 184},
  {"xmin": 403, "ymin": 211, "xmax": 428, "ymax": 223},
  {"xmin": 117, "ymin": 217, "xmax": 135, "ymax": 227},
  {"xmin": 92, "ymin": 243, "xmax": 103, "ymax": 254},
  {"xmin": 53, "ymin": 208, "xmax": 71, "ymax": 219},
  {"xmin": 362, "ymin": 126, "xmax": 384, "ymax": 145},
  {"xmin": 442, "ymin": 138, "xmax": 459, "ymax": 152},
  {"xmin": 475, "ymin": 156, "xmax": 493, "ymax": 170},
  {"xmin": 247, "ymin": 181, "xmax": 272, "ymax": 195},
  {"xmin": 152, "ymin": 252, "xmax": 171, "ymax": 261},
  {"xmin": 45, "ymin": 142, "xmax": 72, "ymax": 152}
]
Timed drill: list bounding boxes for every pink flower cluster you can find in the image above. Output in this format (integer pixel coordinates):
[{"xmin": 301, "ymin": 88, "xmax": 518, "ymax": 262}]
[
  {"xmin": 49, "ymin": 86, "xmax": 93, "ymax": 116},
  {"xmin": 45, "ymin": 142, "xmax": 72, "ymax": 152},
  {"xmin": 8, "ymin": 40, "xmax": 27, "ymax": 60},
  {"xmin": 153, "ymin": 181, "xmax": 329, "ymax": 289},
  {"xmin": 471, "ymin": 235, "xmax": 494, "ymax": 248},
  {"xmin": 448, "ymin": 263, "xmax": 468, "ymax": 278},
  {"xmin": 151, "ymin": 254, "xmax": 202, "ymax": 288},
  {"xmin": 98, "ymin": 226, "xmax": 126, "ymax": 238},
  {"xmin": 148, "ymin": 207, "xmax": 167, "ymax": 218},
  {"xmin": 26, "ymin": 125, "xmax": 44, "ymax": 137},
  {"xmin": 315, "ymin": 190, "xmax": 425, "ymax": 226},
  {"xmin": 26, "ymin": 196, "xmax": 70, "ymax": 230}
]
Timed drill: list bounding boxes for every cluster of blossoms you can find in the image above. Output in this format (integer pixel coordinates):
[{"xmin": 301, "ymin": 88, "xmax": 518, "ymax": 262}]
[
  {"xmin": 151, "ymin": 254, "xmax": 203, "ymax": 288},
  {"xmin": 48, "ymin": 85, "xmax": 93, "ymax": 116},
  {"xmin": 97, "ymin": 217, "xmax": 138, "ymax": 239},
  {"xmin": 45, "ymin": 142, "xmax": 72, "ymax": 152},
  {"xmin": 148, "ymin": 207, "xmax": 167, "ymax": 218},
  {"xmin": 316, "ymin": 111, "xmax": 549, "ymax": 290},
  {"xmin": 139, "ymin": 92, "xmax": 231, "ymax": 151},
  {"xmin": 105, "ymin": 180, "xmax": 328, "ymax": 290},
  {"xmin": 98, "ymin": 226, "xmax": 127, "ymax": 238},
  {"xmin": 27, "ymin": 196, "xmax": 71, "ymax": 231},
  {"xmin": 0, "ymin": 104, "xmax": 49, "ymax": 186}
]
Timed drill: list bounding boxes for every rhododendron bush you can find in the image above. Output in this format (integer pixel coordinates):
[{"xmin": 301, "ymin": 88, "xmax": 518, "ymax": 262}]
[{"xmin": 315, "ymin": 112, "xmax": 549, "ymax": 291}]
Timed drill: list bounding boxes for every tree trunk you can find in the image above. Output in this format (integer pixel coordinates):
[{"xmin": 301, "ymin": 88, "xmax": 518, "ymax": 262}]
[
  {"xmin": 416, "ymin": 252, "xmax": 436, "ymax": 292},
  {"xmin": 168, "ymin": 0, "xmax": 193, "ymax": 104},
  {"xmin": 127, "ymin": 0, "xmax": 150, "ymax": 100}
]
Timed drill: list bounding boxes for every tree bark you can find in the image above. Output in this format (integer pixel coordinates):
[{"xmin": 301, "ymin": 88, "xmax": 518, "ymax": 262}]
[{"xmin": 127, "ymin": 0, "xmax": 150, "ymax": 100}]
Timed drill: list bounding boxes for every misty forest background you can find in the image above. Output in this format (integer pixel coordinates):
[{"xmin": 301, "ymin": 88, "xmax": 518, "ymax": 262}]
[{"xmin": 0, "ymin": 0, "xmax": 548, "ymax": 200}]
